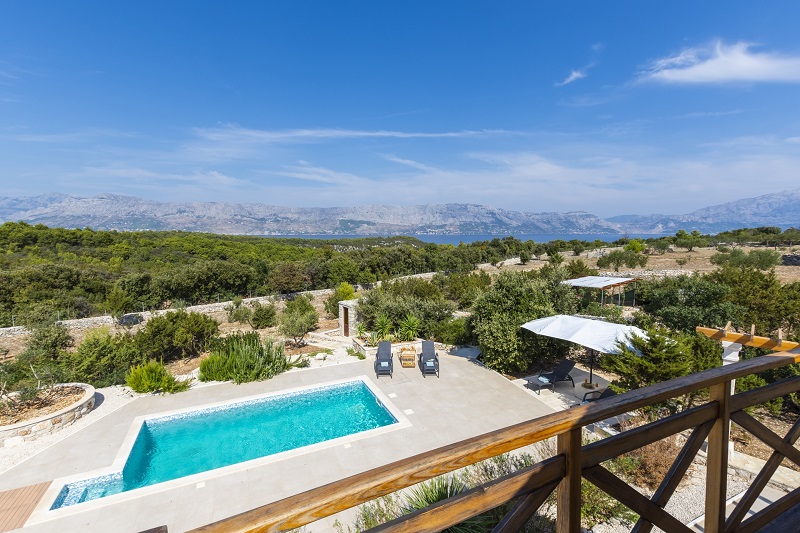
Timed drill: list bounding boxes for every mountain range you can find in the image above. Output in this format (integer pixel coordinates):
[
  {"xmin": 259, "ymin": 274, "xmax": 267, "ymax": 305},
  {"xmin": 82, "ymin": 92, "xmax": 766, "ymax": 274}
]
[{"xmin": 1, "ymin": 190, "xmax": 798, "ymax": 236}]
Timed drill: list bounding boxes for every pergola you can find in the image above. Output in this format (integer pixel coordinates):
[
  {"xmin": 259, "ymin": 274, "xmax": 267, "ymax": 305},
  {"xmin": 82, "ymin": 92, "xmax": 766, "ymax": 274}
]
[{"xmin": 561, "ymin": 276, "xmax": 638, "ymax": 306}]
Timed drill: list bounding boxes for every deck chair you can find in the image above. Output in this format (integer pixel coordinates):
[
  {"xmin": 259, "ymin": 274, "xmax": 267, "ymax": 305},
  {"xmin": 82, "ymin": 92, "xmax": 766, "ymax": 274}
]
[
  {"xmin": 538, "ymin": 359, "xmax": 575, "ymax": 388},
  {"xmin": 374, "ymin": 341, "xmax": 393, "ymax": 378},
  {"xmin": 583, "ymin": 387, "xmax": 616, "ymax": 403},
  {"xmin": 420, "ymin": 340, "xmax": 439, "ymax": 378}
]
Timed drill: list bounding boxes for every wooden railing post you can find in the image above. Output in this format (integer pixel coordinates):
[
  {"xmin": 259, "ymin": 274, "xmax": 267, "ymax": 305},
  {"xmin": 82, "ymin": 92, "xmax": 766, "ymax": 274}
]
[
  {"xmin": 704, "ymin": 381, "xmax": 731, "ymax": 533},
  {"xmin": 557, "ymin": 427, "xmax": 582, "ymax": 533}
]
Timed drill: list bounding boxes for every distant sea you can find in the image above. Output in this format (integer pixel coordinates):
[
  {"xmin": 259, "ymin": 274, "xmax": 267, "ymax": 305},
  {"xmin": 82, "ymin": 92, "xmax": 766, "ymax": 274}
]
[{"xmin": 267, "ymin": 233, "xmax": 666, "ymax": 245}]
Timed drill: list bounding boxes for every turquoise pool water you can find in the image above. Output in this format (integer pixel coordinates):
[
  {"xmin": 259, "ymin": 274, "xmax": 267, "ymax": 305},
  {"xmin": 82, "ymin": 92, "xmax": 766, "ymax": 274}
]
[{"xmin": 51, "ymin": 380, "xmax": 396, "ymax": 509}]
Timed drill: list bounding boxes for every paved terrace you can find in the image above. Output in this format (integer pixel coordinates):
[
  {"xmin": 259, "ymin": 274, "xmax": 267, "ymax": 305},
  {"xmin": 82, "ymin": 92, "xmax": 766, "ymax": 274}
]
[{"xmin": 0, "ymin": 355, "xmax": 554, "ymax": 533}]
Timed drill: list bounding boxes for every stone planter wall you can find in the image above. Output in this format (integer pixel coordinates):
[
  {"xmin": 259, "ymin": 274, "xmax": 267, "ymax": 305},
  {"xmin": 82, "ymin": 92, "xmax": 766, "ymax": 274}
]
[
  {"xmin": 0, "ymin": 383, "xmax": 96, "ymax": 448},
  {"xmin": 351, "ymin": 338, "xmax": 424, "ymax": 358}
]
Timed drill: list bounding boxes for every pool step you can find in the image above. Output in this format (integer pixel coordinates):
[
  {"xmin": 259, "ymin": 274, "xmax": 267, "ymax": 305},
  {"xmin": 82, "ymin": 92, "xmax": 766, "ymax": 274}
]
[{"xmin": 0, "ymin": 481, "xmax": 51, "ymax": 532}]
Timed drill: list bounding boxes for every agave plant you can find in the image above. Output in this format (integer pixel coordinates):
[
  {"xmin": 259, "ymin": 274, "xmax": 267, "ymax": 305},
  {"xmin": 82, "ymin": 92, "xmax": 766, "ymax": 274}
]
[
  {"xmin": 397, "ymin": 313, "xmax": 421, "ymax": 342},
  {"xmin": 355, "ymin": 321, "xmax": 367, "ymax": 341},
  {"xmin": 403, "ymin": 476, "xmax": 494, "ymax": 533},
  {"xmin": 375, "ymin": 314, "xmax": 393, "ymax": 341},
  {"xmin": 367, "ymin": 331, "xmax": 380, "ymax": 347}
]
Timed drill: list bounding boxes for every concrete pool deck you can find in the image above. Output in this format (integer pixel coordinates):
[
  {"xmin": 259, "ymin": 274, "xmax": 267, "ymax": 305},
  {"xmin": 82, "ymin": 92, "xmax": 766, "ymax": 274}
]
[{"xmin": 0, "ymin": 355, "xmax": 555, "ymax": 533}]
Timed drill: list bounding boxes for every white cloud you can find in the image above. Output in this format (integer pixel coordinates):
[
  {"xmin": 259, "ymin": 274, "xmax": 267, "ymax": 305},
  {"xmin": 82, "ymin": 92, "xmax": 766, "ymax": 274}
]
[
  {"xmin": 642, "ymin": 41, "xmax": 800, "ymax": 84},
  {"xmin": 193, "ymin": 125, "xmax": 506, "ymax": 143},
  {"xmin": 555, "ymin": 69, "xmax": 588, "ymax": 87},
  {"xmin": 267, "ymin": 162, "xmax": 373, "ymax": 187}
]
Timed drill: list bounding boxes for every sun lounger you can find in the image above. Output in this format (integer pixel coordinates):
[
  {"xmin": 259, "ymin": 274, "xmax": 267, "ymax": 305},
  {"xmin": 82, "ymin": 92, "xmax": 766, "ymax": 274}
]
[
  {"xmin": 375, "ymin": 341, "xmax": 393, "ymax": 378},
  {"xmin": 582, "ymin": 387, "xmax": 616, "ymax": 403},
  {"xmin": 420, "ymin": 340, "xmax": 439, "ymax": 378},
  {"xmin": 537, "ymin": 359, "xmax": 575, "ymax": 388}
]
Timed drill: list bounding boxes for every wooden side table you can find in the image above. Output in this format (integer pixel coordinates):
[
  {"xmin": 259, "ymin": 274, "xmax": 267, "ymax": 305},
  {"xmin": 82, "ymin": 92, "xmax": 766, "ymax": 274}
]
[{"xmin": 398, "ymin": 347, "xmax": 417, "ymax": 368}]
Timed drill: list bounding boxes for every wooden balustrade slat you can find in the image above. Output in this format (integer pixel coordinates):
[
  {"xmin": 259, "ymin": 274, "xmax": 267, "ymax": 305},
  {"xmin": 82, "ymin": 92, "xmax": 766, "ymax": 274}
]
[
  {"xmin": 583, "ymin": 466, "xmax": 694, "ymax": 533},
  {"xmin": 725, "ymin": 416, "xmax": 800, "ymax": 531},
  {"xmin": 729, "ymin": 375, "xmax": 800, "ymax": 413},
  {"xmin": 366, "ymin": 457, "xmax": 564, "ymax": 533},
  {"xmin": 582, "ymin": 404, "xmax": 716, "ymax": 469},
  {"xmin": 491, "ymin": 481, "xmax": 559, "ymax": 533},
  {"xmin": 704, "ymin": 382, "xmax": 731, "ymax": 533},
  {"xmin": 557, "ymin": 428, "xmax": 582, "ymax": 533},
  {"xmin": 737, "ymin": 486, "xmax": 800, "ymax": 533},
  {"xmin": 192, "ymin": 353, "xmax": 800, "ymax": 533},
  {"xmin": 730, "ymin": 411, "xmax": 800, "ymax": 467},
  {"xmin": 632, "ymin": 420, "xmax": 715, "ymax": 533}
]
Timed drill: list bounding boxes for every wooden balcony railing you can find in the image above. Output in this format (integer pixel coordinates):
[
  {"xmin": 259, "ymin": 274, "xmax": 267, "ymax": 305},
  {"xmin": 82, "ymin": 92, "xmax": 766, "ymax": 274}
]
[{"xmin": 191, "ymin": 350, "xmax": 800, "ymax": 533}]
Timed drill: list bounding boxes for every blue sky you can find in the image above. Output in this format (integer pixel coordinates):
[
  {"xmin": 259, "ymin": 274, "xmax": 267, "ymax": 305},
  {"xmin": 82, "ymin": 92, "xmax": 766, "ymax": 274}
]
[{"xmin": 2, "ymin": 1, "xmax": 800, "ymax": 217}]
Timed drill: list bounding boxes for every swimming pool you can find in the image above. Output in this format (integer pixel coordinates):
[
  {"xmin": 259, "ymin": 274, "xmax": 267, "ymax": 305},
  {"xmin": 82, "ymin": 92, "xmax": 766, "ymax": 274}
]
[{"xmin": 50, "ymin": 379, "xmax": 398, "ymax": 509}]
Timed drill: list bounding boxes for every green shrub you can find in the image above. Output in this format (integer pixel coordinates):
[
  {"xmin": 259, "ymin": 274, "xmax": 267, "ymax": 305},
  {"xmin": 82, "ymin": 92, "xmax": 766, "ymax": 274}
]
[
  {"xmin": 396, "ymin": 314, "xmax": 421, "ymax": 342},
  {"xmin": 432, "ymin": 317, "xmax": 471, "ymax": 345},
  {"xmin": 249, "ymin": 301, "xmax": 278, "ymax": 329},
  {"xmin": 65, "ymin": 329, "xmax": 144, "ymax": 387},
  {"xmin": 226, "ymin": 296, "xmax": 252, "ymax": 324},
  {"xmin": 199, "ymin": 332, "xmax": 298, "ymax": 384},
  {"xmin": 136, "ymin": 310, "xmax": 219, "ymax": 362},
  {"xmin": 280, "ymin": 295, "xmax": 319, "ymax": 346},
  {"xmin": 126, "ymin": 360, "xmax": 190, "ymax": 394},
  {"xmin": 324, "ymin": 282, "xmax": 356, "ymax": 318}
]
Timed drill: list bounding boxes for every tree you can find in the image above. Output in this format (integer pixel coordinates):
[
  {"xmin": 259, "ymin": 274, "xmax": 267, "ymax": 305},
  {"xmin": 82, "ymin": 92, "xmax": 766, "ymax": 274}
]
[
  {"xmin": 624, "ymin": 239, "xmax": 646, "ymax": 254},
  {"xmin": 602, "ymin": 326, "xmax": 692, "ymax": 413},
  {"xmin": 469, "ymin": 271, "xmax": 575, "ymax": 373},
  {"xmin": 637, "ymin": 274, "xmax": 745, "ymax": 332},
  {"xmin": 565, "ymin": 259, "xmax": 598, "ymax": 279},
  {"xmin": 280, "ymin": 295, "xmax": 319, "ymax": 346},
  {"xmin": 596, "ymin": 250, "xmax": 648, "ymax": 272},
  {"xmin": 710, "ymin": 248, "xmax": 781, "ymax": 270},
  {"xmin": 325, "ymin": 281, "xmax": 356, "ymax": 318}
]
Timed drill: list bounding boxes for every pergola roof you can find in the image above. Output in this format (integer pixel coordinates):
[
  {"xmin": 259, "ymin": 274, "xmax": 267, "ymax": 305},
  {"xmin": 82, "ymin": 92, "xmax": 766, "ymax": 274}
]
[{"xmin": 561, "ymin": 276, "xmax": 637, "ymax": 290}]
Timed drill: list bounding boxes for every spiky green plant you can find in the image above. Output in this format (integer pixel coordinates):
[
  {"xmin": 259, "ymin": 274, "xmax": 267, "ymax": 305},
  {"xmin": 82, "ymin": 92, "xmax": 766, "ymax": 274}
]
[
  {"xmin": 199, "ymin": 332, "xmax": 298, "ymax": 384},
  {"xmin": 375, "ymin": 315, "xmax": 392, "ymax": 340},
  {"xmin": 402, "ymin": 476, "xmax": 494, "ymax": 533},
  {"xmin": 397, "ymin": 314, "xmax": 421, "ymax": 342},
  {"xmin": 355, "ymin": 322, "xmax": 367, "ymax": 340},
  {"xmin": 126, "ymin": 360, "xmax": 191, "ymax": 394}
]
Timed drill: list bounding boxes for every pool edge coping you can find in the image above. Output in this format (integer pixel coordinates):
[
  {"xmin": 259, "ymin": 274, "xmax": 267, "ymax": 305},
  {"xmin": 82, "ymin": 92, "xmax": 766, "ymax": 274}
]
[{"xmin": 27, "ymin": 375, "xmax": 410, "ymax": 525}]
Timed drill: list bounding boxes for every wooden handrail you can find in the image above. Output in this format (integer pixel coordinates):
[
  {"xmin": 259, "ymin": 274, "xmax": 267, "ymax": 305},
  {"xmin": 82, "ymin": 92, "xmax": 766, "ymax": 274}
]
[{"xmin": 191, "ymin": 350, "xmax": 800, "ymax": 533}]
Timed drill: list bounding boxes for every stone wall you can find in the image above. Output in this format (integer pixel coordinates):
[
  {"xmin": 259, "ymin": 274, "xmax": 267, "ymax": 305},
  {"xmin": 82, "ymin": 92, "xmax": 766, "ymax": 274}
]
[
  {"xmin": 0, "ymin": 271, "xmax": 433, "ymax": 340},
  {"xmin": 0, "ymin": 383, "xmax": 96, "ymax": 448}
]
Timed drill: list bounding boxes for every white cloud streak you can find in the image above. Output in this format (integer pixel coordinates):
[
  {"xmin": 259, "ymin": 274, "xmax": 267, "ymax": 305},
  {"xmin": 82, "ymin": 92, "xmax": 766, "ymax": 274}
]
[
  {"xmin": 193, "ymin": 125, "xmax": 508, "ymax": 143},
  {"xmin": 642, "ymin": 41, "xmax": 800, "ymax": 84},
  {"xmin": 555, "ymin": 69, "xmax": 588, "ymax": 87}
]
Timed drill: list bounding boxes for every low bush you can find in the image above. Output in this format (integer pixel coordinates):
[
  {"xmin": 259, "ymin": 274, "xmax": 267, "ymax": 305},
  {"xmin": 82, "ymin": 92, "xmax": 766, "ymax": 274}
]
[
  {"xmin": 199, "ymin": 332, "xmax": 299, "ymax": 384},
  {"xmin": 431, "ymin": 317, "xmax": 471, "ymax": 345},
  {"xmin": 126, "ymin": 360, "xmax": 191, "ymax": 394},
  {"xmin": 136, "ymin": 310, "xmax": 219, "ymax": 362},
  {"xmin": 226, "ymin": 296, "xmax": 252, "ymax": 324},
  {"xmin": 249, "ymin": 301, "xmax": 278, "ymax": 329},
  {"xmin": 324, "ymin": 282, "xmax": 356, "ymax": 318}
]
